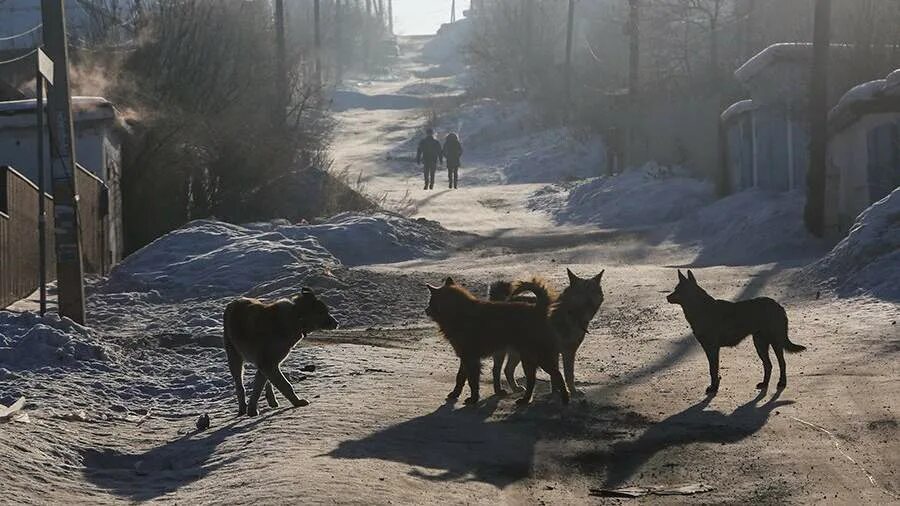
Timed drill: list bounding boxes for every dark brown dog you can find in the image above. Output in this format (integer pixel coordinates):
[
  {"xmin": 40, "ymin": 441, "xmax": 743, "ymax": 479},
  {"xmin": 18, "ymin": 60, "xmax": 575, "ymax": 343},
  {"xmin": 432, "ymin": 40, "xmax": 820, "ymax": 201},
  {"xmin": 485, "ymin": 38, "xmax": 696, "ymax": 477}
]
[
  {"xmin": 224, "ymin": 288, "xmax": 339, "ymax": 416},
  {"xmin": 425, "ymin": 277, "xmax": 568, "ymax": 406},
  {"xmin": 667, "ymin": 270, "xmax": 806, "ymax": 394},
  {"xmin": 492, "ymin": 268, "xmax": 605, "ymax": 395}
]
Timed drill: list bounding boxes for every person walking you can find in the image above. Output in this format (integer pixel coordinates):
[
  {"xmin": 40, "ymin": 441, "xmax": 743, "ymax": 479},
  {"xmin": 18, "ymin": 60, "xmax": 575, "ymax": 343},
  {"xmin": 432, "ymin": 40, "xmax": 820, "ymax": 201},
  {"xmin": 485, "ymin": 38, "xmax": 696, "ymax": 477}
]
[
  {"xmin": 416, "ymin": 127, "xmax": 443, "ymax": 190},
  {"xmin": 443, "ymin": 132, "xmax": 463, "ymax": 189}
]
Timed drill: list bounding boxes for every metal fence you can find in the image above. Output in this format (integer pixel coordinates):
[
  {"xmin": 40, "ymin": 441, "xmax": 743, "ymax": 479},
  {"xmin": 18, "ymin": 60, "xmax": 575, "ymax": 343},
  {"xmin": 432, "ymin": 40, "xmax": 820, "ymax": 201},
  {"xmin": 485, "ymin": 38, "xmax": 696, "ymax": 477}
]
[{"xmin": 1, "ymin": 164, "xmax": 109, "ymax": 309}]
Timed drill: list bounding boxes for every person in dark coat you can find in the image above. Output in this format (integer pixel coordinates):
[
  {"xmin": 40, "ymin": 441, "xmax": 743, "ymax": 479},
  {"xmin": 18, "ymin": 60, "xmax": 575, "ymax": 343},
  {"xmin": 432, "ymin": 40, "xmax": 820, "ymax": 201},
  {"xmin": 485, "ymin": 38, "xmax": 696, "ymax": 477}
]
[
  {"xmin": 443, "ymin": 132, "xmax": 463, "ymax": 189},
  {"xmin": 416, "ymin": 128, "xmax": 443, "ymax": 190}
]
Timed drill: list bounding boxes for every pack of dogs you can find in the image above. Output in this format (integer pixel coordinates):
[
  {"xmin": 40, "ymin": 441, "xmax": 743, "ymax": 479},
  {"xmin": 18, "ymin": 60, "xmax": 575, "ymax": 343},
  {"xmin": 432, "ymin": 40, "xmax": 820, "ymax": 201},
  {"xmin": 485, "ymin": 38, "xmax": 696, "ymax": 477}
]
[{"xmin": 223, "ymin": 269, "xmax": 806, "ymax": 416}]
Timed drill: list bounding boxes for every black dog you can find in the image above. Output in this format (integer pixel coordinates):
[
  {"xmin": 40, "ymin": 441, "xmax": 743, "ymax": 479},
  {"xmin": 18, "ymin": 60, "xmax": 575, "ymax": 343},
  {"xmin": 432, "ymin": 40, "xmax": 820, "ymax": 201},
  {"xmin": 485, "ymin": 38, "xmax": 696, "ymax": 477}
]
[{"xmin": 667, "ymin": 270, "xmax": 806, "ymax": 394}]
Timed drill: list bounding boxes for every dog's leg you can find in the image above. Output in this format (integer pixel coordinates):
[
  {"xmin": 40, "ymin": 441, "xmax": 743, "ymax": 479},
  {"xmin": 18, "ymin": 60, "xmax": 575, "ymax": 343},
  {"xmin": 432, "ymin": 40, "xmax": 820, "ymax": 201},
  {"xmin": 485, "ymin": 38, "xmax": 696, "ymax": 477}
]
[
  {"xmin": 702, "ymin": 343, "xmax": 720, "ymax": 394},
  {"xmin": 562, "ymin": 347, "xmax": 577, "ymax": 396},
  {"xmin": 492, "ymin": 352, "xmax": 507, "ymax": 396},
  {"xmin": 247, "ymin": 370, "xmax": 267, "ymax": 417},
  {"xmin": 262, "ymin": 364, "xmax": 310, "ymax": 408},
  {"xmin": 773, "ymin": 343, "xmax": 788, "ymax": 389},
  {"xmin": 505, "ymin": 350, "xmax": 523, "ymax": 392},
  {"xmin": 264, "ymin": 381, "xmax": 279, "ymax": 408},
  {"xmin": 541, "ymin": 356, "xmax": 570, "ymax": 405},
  {"xmin": 463, "ymin": 357, "xmax": 481, "ymax": 405},
  {"xmin": 447, "ymin": 360, "xmax": 466, "ymax": 400},
  {"xmin": 225, "ymin": 340, "xmax": 247, "ymax": 416},
  {"xmin": 516, "ymin": 360, "xmax": 537, "ymax": 405},
  {"xmin": 753, "ymin": 335, "xmax": 772, "ymax": 390}
]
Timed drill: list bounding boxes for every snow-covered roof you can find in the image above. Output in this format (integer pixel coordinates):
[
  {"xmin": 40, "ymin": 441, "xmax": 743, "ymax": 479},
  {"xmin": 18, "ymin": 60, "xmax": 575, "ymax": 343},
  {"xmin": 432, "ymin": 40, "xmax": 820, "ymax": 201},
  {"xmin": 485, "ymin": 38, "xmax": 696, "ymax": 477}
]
[
  {"xmin": 0, "ymin": 97, "xmax": 117, "ymax": 128},
  {"xmin": 720, "ymin": 99, "xmax": 756, "ymax": 124},
  {"xmin": 829, "ymin": 69, "xmax": 900, "ymax": 133},
  {"xmin": 734, "ymin": 43, "xmax": 851, "ymax": 83}
]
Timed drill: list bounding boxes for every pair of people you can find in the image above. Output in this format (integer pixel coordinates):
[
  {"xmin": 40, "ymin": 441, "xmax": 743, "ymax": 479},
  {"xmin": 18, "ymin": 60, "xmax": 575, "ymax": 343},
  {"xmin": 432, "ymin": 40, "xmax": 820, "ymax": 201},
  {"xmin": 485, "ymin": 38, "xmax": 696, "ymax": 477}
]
[{"xmin": 416, "ymin": 128, "xmax": 464, "ymax": 190}]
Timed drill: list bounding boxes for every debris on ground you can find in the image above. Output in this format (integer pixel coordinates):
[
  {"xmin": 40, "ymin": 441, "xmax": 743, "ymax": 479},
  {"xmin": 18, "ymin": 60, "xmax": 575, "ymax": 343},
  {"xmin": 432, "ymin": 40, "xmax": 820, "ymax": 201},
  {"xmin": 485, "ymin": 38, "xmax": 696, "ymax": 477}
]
[
  {"xmin": 0, "ymin": 397, "xmax": 28, "ymax": 424},
  {"xmin": 589, "ymin": 483, "xmax": 714, "ymax": 498}
]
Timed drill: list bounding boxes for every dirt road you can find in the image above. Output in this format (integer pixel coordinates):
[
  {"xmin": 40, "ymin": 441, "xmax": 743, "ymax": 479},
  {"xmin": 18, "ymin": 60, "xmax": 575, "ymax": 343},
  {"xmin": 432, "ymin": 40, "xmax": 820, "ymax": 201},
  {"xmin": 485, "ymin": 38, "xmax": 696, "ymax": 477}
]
[{"xmin": 2, "ymin": 37, "xmax": 898, "ymax": 505}]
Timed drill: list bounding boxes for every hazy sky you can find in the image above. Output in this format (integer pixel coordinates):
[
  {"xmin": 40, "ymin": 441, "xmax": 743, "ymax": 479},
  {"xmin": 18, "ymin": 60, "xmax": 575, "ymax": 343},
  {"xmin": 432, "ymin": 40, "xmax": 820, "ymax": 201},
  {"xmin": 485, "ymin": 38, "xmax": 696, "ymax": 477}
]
[{"xmin": 392, "ymin": 0, "xmax": 471, "ymax": 36}]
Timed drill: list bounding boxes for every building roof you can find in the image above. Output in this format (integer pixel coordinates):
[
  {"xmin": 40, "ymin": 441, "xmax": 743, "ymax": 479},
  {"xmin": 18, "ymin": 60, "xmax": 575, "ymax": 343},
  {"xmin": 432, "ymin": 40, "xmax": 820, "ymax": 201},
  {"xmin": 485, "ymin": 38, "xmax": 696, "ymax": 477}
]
[
  {"xmin": 0, "ymin": 97, "xmax": 117, "ymax": 128},
  {"xmin": 734, "ymin": 43, "xmax": 852, "ymax": 83},
  {"xmin": 720, "ymin": 99, "xmax": 756, "ymax": 124},
  {"xmin": 829, "ymin": 68, "xmax": 900, "ymax": 134}
]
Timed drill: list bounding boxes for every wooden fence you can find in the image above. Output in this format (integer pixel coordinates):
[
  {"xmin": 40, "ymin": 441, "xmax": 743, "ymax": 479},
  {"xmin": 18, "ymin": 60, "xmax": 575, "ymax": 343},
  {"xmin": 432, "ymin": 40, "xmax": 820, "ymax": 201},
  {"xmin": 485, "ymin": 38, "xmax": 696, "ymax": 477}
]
[{"xmin": 1, "ymin": 164, "xmax": 109, "ymax": 309}]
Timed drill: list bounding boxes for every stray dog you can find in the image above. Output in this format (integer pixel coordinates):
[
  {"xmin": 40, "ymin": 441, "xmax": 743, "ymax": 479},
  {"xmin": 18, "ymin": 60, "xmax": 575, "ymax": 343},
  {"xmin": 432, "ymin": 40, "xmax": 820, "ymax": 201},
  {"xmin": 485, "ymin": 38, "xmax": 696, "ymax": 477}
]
[
  {"xmin": 425, "ymin": 277, "xmax": 568, "ymax": 405},
  {"xmin": 491, "ymin": 268, "xmax": 605, "ymax": 395},
  {"xmin": 224, "ymin": 288, "xmax": 339, "ymax": 416},
  {"xmin": 666, "ymin": 270, "xmax": 806, "ymax": 394}
]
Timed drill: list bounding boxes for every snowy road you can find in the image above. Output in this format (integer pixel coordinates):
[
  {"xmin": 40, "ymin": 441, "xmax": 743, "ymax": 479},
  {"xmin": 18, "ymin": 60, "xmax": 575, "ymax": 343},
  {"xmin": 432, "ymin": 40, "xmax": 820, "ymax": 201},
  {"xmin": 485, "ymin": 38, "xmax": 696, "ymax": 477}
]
[{"xmin": 2, "ymin": 35, "xmax": 899, "ymax": 505}]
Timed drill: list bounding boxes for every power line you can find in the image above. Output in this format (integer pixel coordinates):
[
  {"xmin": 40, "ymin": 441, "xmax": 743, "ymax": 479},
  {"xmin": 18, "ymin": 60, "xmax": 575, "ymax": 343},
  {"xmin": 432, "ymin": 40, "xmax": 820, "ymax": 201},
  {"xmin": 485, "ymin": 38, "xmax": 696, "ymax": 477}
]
[
  {"xmin": 0, "ymin": 24, "xmax": 42, "ymax": 41},
  {"xmin": 0, "ymin": 48, "xmax": 39, "ymax": 66}
]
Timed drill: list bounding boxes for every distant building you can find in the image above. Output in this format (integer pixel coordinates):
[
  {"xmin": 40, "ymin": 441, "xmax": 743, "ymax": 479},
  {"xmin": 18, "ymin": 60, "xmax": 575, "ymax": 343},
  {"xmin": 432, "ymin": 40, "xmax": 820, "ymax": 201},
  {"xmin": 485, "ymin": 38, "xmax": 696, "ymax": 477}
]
[
  {"xmin": 825, "ymin": 69, "xmax": 900, "ymax": 238},
  {"xmin": 0, "ymin": 97, "xmax": 124, "ymax": 277},
  {"xmin": 722, "ymin": 43, "xmax": 863, "ymax": 194}
]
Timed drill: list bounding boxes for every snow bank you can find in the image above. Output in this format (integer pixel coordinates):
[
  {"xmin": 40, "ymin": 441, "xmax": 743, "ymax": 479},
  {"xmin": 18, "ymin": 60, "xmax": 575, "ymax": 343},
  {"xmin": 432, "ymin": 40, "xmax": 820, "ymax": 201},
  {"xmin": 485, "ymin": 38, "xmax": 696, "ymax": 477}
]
[
  {"xmin": 667, "ymin": 189, "xmax": 823, "ymax": 266},
  {"xmin": 103, "ymin": 213, "xmax": 451, "ymax": 299},
  {"xmin": 421, "ymin": 18, "xmax": 471, "ymax": 74},
  {"xmin": 300, "ymin": 212, "xmax": 451, "ymax": 267},
  {"xmin": 0, "ymin": 312, "xmax": 118, "ymax": 370},
  {"xmin": 104, "ymin": 220, "xmax": 337, "ymax": 299},
  {"xmin": 807, "ymin": 188, "xmax": 900, "ymax": 300},
  {"xmin": 530, "ymin": 163, "xmax": 714, "ymax": 228}
]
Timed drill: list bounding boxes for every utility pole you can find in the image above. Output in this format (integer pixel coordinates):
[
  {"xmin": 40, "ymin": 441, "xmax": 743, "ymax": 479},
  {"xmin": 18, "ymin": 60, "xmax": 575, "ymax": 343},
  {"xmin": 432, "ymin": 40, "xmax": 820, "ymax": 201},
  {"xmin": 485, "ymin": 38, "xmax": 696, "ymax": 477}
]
[
  {"xmin": 274, "ymin": 0, "xmax": 287, "ymax": 127},
  {"xmin": 387, "ymin": 0, "xmax": 394, "ymax": 35},
  {"xmin": 41, "ymin": 0, "xmax": 86, "ymax": 324},
  {"xmin": 336, "ymin": 0, "xmax": 343, "ymax": 80},
  {"xmin": 626, "ymin": 0, "xmax": 641, "ymax": 169},
  {"xmin": 804, "ymin": 0, "xmax": 832, "ymax": 237},
  {"xmin": 36, "ymin": 49, "xmax": 54, "ymax": 317},
  {"xmin": 451, "ymin": 0, "xmax": 456, "ymax": 23},
  {"xmin": 628, "ymin": 0, "xmax": 640, "ymax": 99},
  {"xmin": 314, "ymin": 0, "xmax": 322, "ymax": 87},
  {"xmin": 564, "ymin": 0, "xmax": 575, "ymax": 111}
]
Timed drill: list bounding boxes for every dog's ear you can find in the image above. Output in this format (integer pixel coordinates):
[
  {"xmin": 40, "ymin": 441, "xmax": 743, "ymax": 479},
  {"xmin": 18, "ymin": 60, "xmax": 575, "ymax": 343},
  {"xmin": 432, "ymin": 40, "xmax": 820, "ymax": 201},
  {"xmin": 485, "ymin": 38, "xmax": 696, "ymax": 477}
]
[
  {"xmin": 593, "ymin": 270, "xmax": 605, "ymax": 283},
  {"xmin": 687, "ymin": 270, "xmax": 696, "ymax": 283},
  {"xmin": 567, "ymin": 268, "xmax": 580, "ymax": 286},
  {"xmin": 677, "ymin": 269, "xmax": 687, "ymax": 282},
  {"xmin": 444, "ymin": 276, "xmax": 455, "ymax": 286}
]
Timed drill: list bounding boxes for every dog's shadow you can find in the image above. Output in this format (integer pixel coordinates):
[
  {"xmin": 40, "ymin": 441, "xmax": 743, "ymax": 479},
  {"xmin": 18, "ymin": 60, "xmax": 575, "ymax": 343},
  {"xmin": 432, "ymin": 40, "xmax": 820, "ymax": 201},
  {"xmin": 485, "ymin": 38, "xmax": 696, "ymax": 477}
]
[
  {"xmin": 80, "ymin": 411, "xmax": 278, "ymax": 501},
  {"xmin": 324, "ymin": 397, "xmax": 539, "ymax": 487},
  {"xmin": 572, "ymin": 390, "xmax": 793, "ymax": 488}
]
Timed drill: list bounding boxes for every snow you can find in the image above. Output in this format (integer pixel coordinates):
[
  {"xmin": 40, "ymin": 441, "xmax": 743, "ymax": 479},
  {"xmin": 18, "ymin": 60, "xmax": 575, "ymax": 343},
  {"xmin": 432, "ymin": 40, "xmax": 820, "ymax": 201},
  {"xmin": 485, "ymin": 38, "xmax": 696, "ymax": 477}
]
[
  {"xmin": 721, "ymin": 99, "xmax": 755, "ymax": 124},
  {"xmin": 830, "ymin": 79, "xmax": 887, "ymax": 121},
  {"xmin": 391, "ymin": 98, "xmax": 605, "ymax": 184},
  {"xmin": 103, "ymin": 213, "xmax": 450, "ymax": 299},
  {"xmin": 299, "ymin": 212, "xmax": 452, "ymax": 267},
  {"xmin": 529, "ymin": 163, "xmax": 714, "ymax": 228},
  {"xmin": 806, "ymin": 187, "xmax": 900, "ymax": 300},
  {"xmin": 665, "ymin": 189, "xmax": 823, "ymax": 266},
  {"xmin": 734, "ymin": 43, "xmax": 813, "ymax": 82},
  {"xmin": 102, "ymin": 219, "xmax": 338, "ymax": 300},
  {"xmin": 0, "ymin": 312, "xmax": 119, "ymax": 371},
  {"xmin": 421, "ymin": 18, "xmax": 472, "ymax": 75}
]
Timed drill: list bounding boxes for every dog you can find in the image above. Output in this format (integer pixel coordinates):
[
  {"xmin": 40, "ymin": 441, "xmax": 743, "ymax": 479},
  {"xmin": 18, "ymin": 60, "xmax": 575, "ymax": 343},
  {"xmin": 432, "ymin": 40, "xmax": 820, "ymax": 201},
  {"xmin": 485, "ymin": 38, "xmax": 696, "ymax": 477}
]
[
  {"xmin": 425, "ymin": 277, "xmax": 568, "ymax": 406},
  {"xmin": 666, "ymin": 269, "xmax": 806, "ymax": 394},
  {"xmin": 490, "ymin": 268, "xmax": 605, "ymax": 395},
  {"xmin": 224, "ymin": 288, "xmax": 339, "ymax": 416}
]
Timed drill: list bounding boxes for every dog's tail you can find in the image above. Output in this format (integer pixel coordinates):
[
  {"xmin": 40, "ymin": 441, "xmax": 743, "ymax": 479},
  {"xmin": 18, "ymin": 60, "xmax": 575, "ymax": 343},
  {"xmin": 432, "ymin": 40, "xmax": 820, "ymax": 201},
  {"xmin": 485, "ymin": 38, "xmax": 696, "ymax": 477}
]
[
  {"xmin": 510, "ymin": 278, "xmax": 556, "ymax": 314},
  {"xmin": 784, "ymin": 338, "xmax": 806, "ymax": 353},
  {"xmin": 780, "ymin": 311, "xmax": 806, "ymax": 353},
  {"xmin": 487, "ymin": 280, "xmax": 514, "ymax": 302}
]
